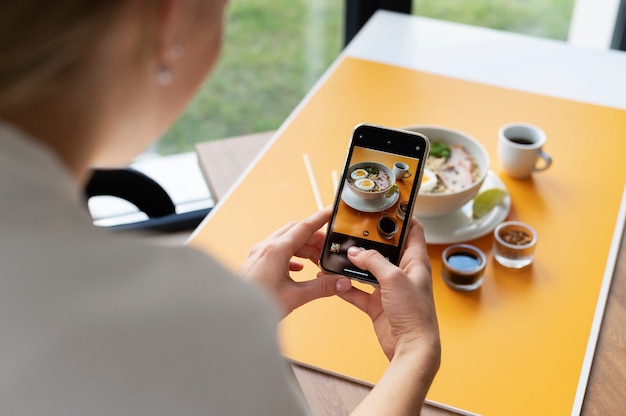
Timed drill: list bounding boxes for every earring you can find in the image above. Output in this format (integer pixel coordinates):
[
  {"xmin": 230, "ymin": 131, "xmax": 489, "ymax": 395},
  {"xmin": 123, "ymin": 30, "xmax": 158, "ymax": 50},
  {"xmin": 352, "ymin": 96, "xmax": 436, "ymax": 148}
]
[
  {"xmin": 157, "ymin": 66, "xmax": 172, "ymax": 86},
  {"xmin": 156, "ymin": 45, "xmax": 182, "ymax": 86}
]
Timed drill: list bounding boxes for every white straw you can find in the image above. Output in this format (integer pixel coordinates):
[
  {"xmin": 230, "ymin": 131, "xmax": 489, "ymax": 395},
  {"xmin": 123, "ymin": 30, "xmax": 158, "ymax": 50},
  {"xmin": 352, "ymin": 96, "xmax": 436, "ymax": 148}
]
[
  {"xmin": 331, "ymin": 170, "xmax": 339, "ymax": 193},
  {"xmin": 302, "ymin": 153, "xmax": 324, "ymax": 210}
]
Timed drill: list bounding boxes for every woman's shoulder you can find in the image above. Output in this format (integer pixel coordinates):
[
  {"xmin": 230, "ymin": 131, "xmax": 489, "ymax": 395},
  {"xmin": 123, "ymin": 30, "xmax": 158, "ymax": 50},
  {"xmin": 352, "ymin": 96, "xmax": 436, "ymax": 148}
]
[
  {"xmin": 85, "ymin": 233, "xmax": 279, "ymax": 320},
  {"xmin": 1, "ymin": 231, "xmax": 306, "ymax": 415}
]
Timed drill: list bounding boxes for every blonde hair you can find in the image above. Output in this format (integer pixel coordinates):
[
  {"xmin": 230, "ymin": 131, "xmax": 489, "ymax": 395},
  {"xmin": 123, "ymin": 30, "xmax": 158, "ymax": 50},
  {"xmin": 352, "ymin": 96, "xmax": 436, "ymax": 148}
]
[{"xmin": 0, "ymin": 1, "xmax": 129, "ymax": 112}]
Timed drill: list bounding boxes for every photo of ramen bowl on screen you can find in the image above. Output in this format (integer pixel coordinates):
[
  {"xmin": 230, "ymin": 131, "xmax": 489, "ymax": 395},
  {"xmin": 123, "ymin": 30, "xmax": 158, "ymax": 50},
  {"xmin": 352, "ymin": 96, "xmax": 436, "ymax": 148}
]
[
  {"xmin": 337, "ymin": 149, "xmax": 420, "ymax": 246},
  {"xmin": 346, "ymin": 161, "xmax": 396, "ymax": 200}
]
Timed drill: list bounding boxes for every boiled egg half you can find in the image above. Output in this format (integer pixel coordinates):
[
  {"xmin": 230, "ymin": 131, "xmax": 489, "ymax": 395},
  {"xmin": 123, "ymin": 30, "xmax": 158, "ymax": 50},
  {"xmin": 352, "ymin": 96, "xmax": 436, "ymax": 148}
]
[
  {"xmin": 419, "ymin": 168, "xmax": 437, "ymax": 193},
  {"xmin": 354, "ymin": 178, "xmax": 376, "ymax": 191},
  {"xmin": 350, "ymin": 169, "xmax": 369, "ymax": 180}
]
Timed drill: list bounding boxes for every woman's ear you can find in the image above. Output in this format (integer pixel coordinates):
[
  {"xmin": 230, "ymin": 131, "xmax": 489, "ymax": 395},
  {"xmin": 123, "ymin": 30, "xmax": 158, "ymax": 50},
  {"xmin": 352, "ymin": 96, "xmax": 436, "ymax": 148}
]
[{"xmin": 154, "ymin": 0, "xmax": 188, "ymax": 83}]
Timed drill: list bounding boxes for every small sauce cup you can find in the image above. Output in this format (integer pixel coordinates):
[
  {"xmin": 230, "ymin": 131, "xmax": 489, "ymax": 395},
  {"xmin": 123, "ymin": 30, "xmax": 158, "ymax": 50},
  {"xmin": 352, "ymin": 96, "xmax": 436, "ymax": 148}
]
[
  {"xmin": 493, "ymin": 221, "xmax": 537, "ymax": 269},
  {"xmin": 377, "ymin": 215, "xmax": 399, "ymax": 240},
  {"xmin": 396, "ymin": 200, "xmax": 408, "ymax": 220},
  {"xmin": 442, "ymin": 244, "xmax": 487, "ymax": 291}
]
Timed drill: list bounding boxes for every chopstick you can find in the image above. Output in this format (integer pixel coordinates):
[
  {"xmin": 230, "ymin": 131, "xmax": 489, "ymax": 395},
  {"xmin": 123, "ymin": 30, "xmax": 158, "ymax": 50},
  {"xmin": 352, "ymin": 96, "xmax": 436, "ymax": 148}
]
[
  {"xmin": 302, "ymin": 153, "xmax": 324, "ymax": 211},
  {"xmin": 331, "ymin": 170, "xmax": 339, "ymax": 193}
]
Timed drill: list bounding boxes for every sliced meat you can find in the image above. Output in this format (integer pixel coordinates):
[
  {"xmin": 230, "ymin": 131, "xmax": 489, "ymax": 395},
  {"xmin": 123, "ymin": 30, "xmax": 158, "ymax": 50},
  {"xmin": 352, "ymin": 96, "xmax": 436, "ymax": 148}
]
[
  {"xmin": 437, "ymin": 144, "xmax": 474, "ymax": 192},
  {"xmin": 373, "ymin": 172, "xmax": 390, "ymax": 191}
]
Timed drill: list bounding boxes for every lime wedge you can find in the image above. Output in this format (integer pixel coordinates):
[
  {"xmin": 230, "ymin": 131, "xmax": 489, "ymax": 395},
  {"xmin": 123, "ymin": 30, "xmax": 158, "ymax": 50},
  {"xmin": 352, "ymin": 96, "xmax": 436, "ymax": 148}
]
[
  {"xmin": 472, "ymin": 188, "xmax": 508, "ymax": 219},
  {"xmin": 386, "ymin": 184, "xmax": 399, "ymax": 198}
]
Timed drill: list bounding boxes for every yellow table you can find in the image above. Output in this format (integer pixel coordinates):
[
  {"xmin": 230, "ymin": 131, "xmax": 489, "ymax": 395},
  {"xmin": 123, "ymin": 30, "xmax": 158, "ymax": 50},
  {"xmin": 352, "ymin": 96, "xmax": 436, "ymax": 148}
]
[{"xmin": 191, "ymin": 12, "xmax": 626, "ymax": 415}]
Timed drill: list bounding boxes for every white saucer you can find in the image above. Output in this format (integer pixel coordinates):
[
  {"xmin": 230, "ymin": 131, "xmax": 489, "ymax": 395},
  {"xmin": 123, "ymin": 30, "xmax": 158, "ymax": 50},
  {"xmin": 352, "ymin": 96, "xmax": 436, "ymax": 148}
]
[
  {"xmin": 417, "ymin": 171, "xmax": 511, "ymax": 244},
  {"xmin": 341, "ymin": 185, "xmax": 400, "ymax": 212}
]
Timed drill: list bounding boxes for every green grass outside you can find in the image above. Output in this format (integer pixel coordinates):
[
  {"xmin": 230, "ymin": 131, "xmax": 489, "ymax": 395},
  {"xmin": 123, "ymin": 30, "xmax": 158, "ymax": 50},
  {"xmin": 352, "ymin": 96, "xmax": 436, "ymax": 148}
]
[
  {"xmin": 155, "ymin": 0, "xmax": 574, "ymax": 155},
  {"xmin": 414, "ymin": 0, "xmax": 574, "ymax": 40}
]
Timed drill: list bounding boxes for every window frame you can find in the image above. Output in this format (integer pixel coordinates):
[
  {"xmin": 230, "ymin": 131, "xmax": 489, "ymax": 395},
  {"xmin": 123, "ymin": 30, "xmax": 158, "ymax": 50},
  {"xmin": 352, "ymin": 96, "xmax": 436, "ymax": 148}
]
[
  {"xmin": 345, "ymin": 0, "xmax": 626, "ymax": 51},
  {"xmin": 344, "ymin": 0, "xmax": 411, "ymax": 45},
  {"xmin": 568, "ymin": 0, "xmax": 622, "ymax": 49}
]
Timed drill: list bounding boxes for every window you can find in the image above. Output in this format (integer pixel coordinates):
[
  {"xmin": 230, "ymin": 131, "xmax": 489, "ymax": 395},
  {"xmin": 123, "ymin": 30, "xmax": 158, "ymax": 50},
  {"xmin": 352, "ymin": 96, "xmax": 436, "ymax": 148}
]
[
  {"xmin": 153, "ymin": 0, "xmax": 344, "ymax": 156},
  {"xmin": 413, "ymin": 0, "xmax": 576, "ymax": 41},
  {"xmin": 151, "ymin": 0, "xmax": 620, "ymax": 157}
]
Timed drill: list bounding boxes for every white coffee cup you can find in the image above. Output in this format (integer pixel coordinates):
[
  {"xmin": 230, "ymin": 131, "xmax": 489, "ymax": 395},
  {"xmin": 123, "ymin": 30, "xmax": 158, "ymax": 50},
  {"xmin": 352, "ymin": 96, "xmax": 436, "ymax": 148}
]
[
  {"xmin": 393, "ymin": 161, "xmax": 412, "ymax": 181},
  {"xmin": 498, "ymin": 123, "xmax": 552, "ymax": 179}
]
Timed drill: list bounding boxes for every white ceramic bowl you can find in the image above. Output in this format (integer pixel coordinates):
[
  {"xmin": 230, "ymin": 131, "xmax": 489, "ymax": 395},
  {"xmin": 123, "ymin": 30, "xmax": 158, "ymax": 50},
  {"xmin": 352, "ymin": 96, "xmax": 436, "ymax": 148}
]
[
  {"xmin": 404, "ymin": 125, "xmax": 490, "ymax": 218},
  {"xmin": 346, "ymin": 161, "xmax": 396, "ymax": 200}
]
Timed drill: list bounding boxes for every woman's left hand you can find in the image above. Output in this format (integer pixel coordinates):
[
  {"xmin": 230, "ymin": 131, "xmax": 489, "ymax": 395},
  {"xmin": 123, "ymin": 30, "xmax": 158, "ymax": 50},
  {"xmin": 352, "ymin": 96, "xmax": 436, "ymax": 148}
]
[{"xmin": 239, "ymin": 207, "xmax": 352, "ymax": 318}]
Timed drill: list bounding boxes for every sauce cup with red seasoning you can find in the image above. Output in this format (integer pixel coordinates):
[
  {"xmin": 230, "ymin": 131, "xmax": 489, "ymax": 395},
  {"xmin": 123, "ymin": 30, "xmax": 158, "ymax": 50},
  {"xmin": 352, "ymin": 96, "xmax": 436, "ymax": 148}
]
[{"xmin": 493, "ymin": 221, "xmax": 537, "ymax": 268}]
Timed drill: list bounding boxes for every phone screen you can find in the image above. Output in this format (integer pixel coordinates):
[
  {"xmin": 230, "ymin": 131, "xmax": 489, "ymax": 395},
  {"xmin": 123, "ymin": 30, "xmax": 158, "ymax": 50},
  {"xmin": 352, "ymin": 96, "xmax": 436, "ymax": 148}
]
[{"xmin": 320, "ymin": 124, "xmax": 429, "ymax": 284}]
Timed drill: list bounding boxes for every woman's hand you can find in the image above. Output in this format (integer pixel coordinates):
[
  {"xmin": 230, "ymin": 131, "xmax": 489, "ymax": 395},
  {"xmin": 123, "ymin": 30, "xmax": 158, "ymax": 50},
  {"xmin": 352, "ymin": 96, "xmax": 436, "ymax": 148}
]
[
  {"xmin": 239, "ymin": 207, "xmax": 352, "ymax": 318},
  {"xmin": 339, "ymin": 219, "xmax": 441, "ymax": 415},
  {"xmin": 334, "ymin": 218, "xmax": 440, "ymax": 362}
]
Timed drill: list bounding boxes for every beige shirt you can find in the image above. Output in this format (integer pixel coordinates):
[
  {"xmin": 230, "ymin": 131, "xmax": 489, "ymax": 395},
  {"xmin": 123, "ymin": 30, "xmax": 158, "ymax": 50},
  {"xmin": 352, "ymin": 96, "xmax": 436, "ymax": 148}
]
[{"xmin": 0, "ymin": 122, "xmax": 309, "ymax": 415}]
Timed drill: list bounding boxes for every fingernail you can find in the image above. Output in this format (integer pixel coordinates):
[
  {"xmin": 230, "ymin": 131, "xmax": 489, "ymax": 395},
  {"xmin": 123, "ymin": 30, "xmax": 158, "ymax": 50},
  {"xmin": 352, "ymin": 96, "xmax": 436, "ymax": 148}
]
[
  {"xmin": 347, "ymin": 246, "xmax": 363, "ymax": 256},
  {"xmin": 336, "ymin": 278, "xmax": 351, "ymax": 292}
]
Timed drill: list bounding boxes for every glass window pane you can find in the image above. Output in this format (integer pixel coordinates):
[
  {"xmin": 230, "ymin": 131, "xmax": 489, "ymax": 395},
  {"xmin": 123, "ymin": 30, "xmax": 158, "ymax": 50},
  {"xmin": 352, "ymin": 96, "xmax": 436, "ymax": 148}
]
[
  {"xmin": 414, "ymin": 0, "xmax": 576, "ymax": 41},
  {"xmin": 153, "ymin": 0, "xmax": 343, "ymax": 156}
]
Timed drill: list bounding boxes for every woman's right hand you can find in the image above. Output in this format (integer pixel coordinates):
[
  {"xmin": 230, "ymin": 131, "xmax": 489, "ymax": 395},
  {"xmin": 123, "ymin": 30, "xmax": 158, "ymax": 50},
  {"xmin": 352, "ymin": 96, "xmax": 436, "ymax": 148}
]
[
  {"xmin": 333, "ymin": 218, "xmax": 440, "ymax": 364},
  {"xmin": 332, "ymin": 218, "xmax": 441, "ymax": 415}
]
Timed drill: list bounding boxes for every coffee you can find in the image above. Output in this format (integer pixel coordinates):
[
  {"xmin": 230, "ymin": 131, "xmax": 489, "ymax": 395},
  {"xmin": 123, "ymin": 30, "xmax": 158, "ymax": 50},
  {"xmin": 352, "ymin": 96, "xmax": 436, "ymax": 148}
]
[
  {"xmin": 377, "ymin": 215, "xmax": 398, "ymax": 240},
  {"xmin": 393, "ymin": 161, "xmax": 412, "ymax": 181},
  {"xmin": 379, "ymin": 217, "xmax": 397, "ymax": 233},
  {"xmin": 498, "ymin": 123, "xmax": 552, "ymax": 178},
  {"xmin": 508, "ymin": 137, "xmax": 535, "ymax": 145}
]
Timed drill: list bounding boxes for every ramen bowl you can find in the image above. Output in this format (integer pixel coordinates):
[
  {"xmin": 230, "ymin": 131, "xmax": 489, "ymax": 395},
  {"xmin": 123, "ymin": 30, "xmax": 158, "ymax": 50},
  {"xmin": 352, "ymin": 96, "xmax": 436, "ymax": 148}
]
[
  {"xmin": 346, "ymin": 161, "xmax": 396, "ymax": 200},
  {"xmin": 404, "ymin": 125, "xmax": 490, "ymax": 218}
]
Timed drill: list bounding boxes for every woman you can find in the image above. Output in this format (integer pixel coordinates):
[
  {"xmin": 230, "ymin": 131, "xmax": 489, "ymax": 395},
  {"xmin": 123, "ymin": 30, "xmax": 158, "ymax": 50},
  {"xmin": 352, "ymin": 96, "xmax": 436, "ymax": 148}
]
[{"xmin": 0, "ymin": 1, "xmax": 440, "ymax": 414}]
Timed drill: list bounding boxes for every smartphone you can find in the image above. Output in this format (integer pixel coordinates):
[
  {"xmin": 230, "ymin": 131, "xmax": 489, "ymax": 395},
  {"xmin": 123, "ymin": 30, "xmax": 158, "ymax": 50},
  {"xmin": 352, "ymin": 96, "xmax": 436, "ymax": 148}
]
[{"xmin": 319, "ymin": 124, "xmax": 430, "ymax": 284}]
